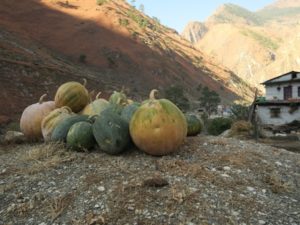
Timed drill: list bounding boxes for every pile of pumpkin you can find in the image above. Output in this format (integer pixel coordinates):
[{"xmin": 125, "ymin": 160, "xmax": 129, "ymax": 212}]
[{"xmin": 20, "ymin": 80, "xmax": 202, "ymax": 156}]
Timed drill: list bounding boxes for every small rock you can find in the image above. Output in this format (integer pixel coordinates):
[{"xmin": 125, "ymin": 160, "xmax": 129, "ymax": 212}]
[
  {"xmin": 127, "ymin": 206, "xmax": 134, "ymax": 211},
  {"xmin": 223, "ymin": 166, "xmax": 231, "ymax": 171},
  {"xmin": 258, "ymin": 220, "xmax": 266, "ymax": 225},
  {"xmin": 4, "ymin": 131, "xmax": 26, "ymax": 144},
  {"xmin": 275, "ymin": 161, "xmax": 282, "ymax": 166},
  {"xmin": 221, "ymin": 174, "xmax": 230, "ymax": 178},
  {"xmin": 94, "ymin": 204, "xmax": 100, "ymax": 208},
  {"xmin": 247, "ymin": 187, "xmax": 255, "ymax": 192},
  {"xmin": 38, "ymin": 223, "xmax": 47, "ymax": 225},
  {"xmin": 97, "ymin": 186, "xmax": 105, "ymax": 192},
  {"xmin": 203, "ymin": 142, "xmax": 208, "ymax": 146}
]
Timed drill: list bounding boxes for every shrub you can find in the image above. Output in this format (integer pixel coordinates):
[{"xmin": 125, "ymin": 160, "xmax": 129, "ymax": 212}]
[
  {"xmin": 229, "ymin": 120, "xmax": 252, "ymax": 137},
  {"xmin": 96, "ymin": 0, "xmax": 107, "ymax": 6},
  {"xmin": 207, "ymin": 117, "xmax": 232, "ymax": 136},
  {"xmin": 230, "ymin": 103, "xmax": 250, "ymax": 121},
  {"xmin": 79, "ymin": 54, "xmax": 86, "ymax": 63},
  {"xmin": 119, "ymin": 18, "xmax": 129, "ymax": 27}
]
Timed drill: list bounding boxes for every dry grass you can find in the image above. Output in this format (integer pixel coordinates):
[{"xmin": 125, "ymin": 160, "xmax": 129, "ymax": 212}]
[
  {"xmin": 264, "ymin": 172, "xmax": 294, "ymax": 193},
  {"xmin": 20, "ymin": 143, "xmax": 76, "ymax": 175},
  {"xmin": 47, "ymin": 193, "xmax": 75, "ymax": 222}
]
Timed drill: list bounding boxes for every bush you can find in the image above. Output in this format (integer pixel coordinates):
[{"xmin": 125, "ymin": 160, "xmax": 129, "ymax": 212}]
[
  {"xmin": 230, "ymin": 103, "xmax": 250, "ymax": 121},
  {"xmin": 229, "ymin": 120, "xmax": 252, "ymax": 137},
  {"xmin": 207, "ymin": 117, "xmax": 232, "ymax": 136},
  {"xmin": 96, "ymin": 0, "xmax": 107, "ymax": 6}
]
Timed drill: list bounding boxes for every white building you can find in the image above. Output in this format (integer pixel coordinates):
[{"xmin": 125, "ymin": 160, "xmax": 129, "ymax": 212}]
[{"xmin": 256, "ymin": 71, "xmax": 300, "ymax": 126}]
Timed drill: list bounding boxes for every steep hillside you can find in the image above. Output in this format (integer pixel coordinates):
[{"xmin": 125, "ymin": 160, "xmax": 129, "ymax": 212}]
[
  {"xmin": 182, "ymin": 0, "xmax": 300, "ymax": 88},
  {"xmin": 0, "ymin": 0, "xmax": 256, "ymax": 119}
]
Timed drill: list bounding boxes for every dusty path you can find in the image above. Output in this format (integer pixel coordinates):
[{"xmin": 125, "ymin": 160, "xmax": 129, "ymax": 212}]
[{"xmin": 0, "ymin": 136, "xmax": 299, "ymax": 225}]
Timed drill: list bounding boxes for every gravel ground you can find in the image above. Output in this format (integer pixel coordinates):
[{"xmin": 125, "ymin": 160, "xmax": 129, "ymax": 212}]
[{"xmin": 0, "ymin": 136, "xmax": 299, "ymax": 225}]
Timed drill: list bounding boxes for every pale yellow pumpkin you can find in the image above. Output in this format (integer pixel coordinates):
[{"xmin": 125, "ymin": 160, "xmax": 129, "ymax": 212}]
[
  {"xmin": 20, "ymin": 94, "xmax": 56, "ymax": 141},
  {"xmin": 41, "ymin": 106, "xmax": 73, "ymax": 141},
  {"xmin": 80, "ymin": 92, "xmax": 109, "ymax": 116}
]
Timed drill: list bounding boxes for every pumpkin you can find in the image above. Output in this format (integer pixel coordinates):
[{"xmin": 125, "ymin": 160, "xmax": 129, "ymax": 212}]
[
  {"xmin": 185, "ymin": 114, "xmax": 202, "ymax": 136},
  {"xmin": 81, "ymin": 92, "xmax": 109, "ymax": 116},
  {"xmin": 109, "ymin": 90, "xmax": 127, "ymax": 106},
  {"xmin": 93, "ymin": 109, "xmax": 130, "ymax": 155},
  {"xmin": 51, "ymin": 114, "xmax": 89, "ymax": 142},
  {"xmin": 41, "ymin": 106, "xmax": 73, "ymax": 141},
  {"xmin": 54, "ymin": 79, "xmax": 89, "ymax": 113},
  {"xmin": 20, "ymin": 94, "xmax": 56, "ymax": 141},
  {"xmin": 67, "ymin": 121, "xmax": 95, "ymax": 151},
  {"xmin": 121, "ymin": 102, "xmax": 140, "ymax": 123},
  {"xmin": 129, "ymin": 89, "xmax": 187, "ymax": 156}
]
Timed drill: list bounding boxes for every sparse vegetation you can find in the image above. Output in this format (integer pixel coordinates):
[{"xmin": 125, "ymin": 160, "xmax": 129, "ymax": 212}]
[
  {"xmin": 240, "ymin": 29, "xmax": 279, "ymax": 50},
  {"xmin": 96, "ymin": 0, "xmax": 107, "ymax": 6},
  {"xmin": 230, "ymin": 103, "xmax": 250, "ymax": 121},
  {"xmin": 127, "ymin": 8, "xmax": 150, "ymax": 29},
  {"xmin": 119, "ymin": 18, "xmax": 129, "ymax": 27}
]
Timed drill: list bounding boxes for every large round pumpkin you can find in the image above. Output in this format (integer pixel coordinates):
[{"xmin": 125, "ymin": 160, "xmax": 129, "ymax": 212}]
[
  {"xmin": 93, "ymin": 109, "xmax": 130, "ymax": 155},
  {"xmin": 20, "ymin": 94, "xmax": 56, "ymax": 141},
  {"xmin": 67, "ymin": 121, "xmax": 95, "ymax": 151},
  {"xmin": 41, "ymin": 106, "xmax": 73, "ymax": 141},
  {"xmin": 130, "ymin": 89, "xmax": 187, "ymax": 156},
  {"xmin": 54, "ymin": 79, "xmax": 89, "ymax": 113},
  {"xmin": 185, "ymin": 114, "xmax": 202, "ymax": 136},
  {"xmin": 80, "ymin": 92, "xmax": 109, "ymax": 116}
]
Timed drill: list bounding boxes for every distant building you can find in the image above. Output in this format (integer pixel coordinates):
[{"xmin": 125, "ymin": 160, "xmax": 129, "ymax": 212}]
[{"xmin": 256, "ymin": 71, "xmax": 300, "ymax": 126}]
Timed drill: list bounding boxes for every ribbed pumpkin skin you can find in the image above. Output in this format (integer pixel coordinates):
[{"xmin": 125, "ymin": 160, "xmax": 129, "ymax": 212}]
[
  {"xmin": 109, "ymin": 91, "xmax": 127, "ymax": 106},
  {"xmin": 93, "ymin": 110, "xmax": 130, "ymax": 155},
  {"xmin": 67, "ymin": 121, "xmax": 95, "ymax": 151},
  {"xmin": 130, "ymin": 99, "xmax": 187, "ymax": 156},
  {"xmin": 41, "ymin": 107, "xmax": 73, "ymax": 142},
  {"xmin": 185, "ymin": 114, "xmax": 202, "ymax": 136},
  {"xmin": 55, "ymin": 81, "xmax": 89, "ymax": 113},
  {"xmin": 51, "ymin": 115, "xmax": 89, "ymax": 142},
  {"xmin": 121, "ymin": 102, "xmax": 140, "ymax": 123},
  {"xmin": 20, "ymin": 98, "xmax": 55, "ymax": 141},
  {"xmin": 81, "ymin": 99, "xmax": 109, "ymax": 116}
]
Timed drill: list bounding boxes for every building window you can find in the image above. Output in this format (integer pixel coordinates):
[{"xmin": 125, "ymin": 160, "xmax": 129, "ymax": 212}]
[
  {"xmin": 270, "ymin": 108, "xmax": 281, "ymax": 118},
  {"xmin": 298, "ymin": 87, "xmax": 300, "ymax": 97},
  {"xmin": 292, "ymin": 73, "xmax": 297, "ymax": 79}
]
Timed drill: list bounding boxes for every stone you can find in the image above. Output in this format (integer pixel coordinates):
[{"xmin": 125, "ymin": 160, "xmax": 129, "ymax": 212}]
[{"xmin": 3, "ymin": 131, "xmax": 26, "ymax": 144}]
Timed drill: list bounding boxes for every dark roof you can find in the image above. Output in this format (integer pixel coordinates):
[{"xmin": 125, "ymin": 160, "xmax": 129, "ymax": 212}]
[
  {"xmin": 256, "ymin": 99, "xmax": 300, "ymax": 106},
  {"xmin": 262, "ymin": 71, "xmax": 300, "ymax": 85}
]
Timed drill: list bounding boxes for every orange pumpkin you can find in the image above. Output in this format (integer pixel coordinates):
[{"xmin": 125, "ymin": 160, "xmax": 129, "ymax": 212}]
[
  {"xmin": 80, "ymin": 92, "xmax": 109, "ymax": 116},
  {"xmin": 54, "ymin": 79, "xmax": 89, "ymax": 113},
  {"xmin": 20, "ymin": 94, "xmax": 56, "ymax": 141},
  {"xmin": 129, "ymin": 89, "xmax": 187, "ymax": 156},
  {"xmin": 41, "ymin": 106, "xmax": 73, "ymax": 141}
]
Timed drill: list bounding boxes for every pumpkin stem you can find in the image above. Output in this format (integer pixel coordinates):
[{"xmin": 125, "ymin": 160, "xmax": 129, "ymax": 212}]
[
  {"xmin": 39, "ymin": 94, "xmax": 47, "ymax": 104},
  {"xmin": 96, "ymin": 92, "xmax": 102, "ymax": 99},
  {"xmin": 149, "ymin": 89, "xmax": 158, "ymax": 100},
  {"xmin": 82, "ymin": 78, "xmax": 87, "ymax": 87}
]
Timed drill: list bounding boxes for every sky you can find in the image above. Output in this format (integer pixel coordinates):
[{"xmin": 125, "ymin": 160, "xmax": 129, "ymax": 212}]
[{"xmin": 127, "ymin": 0, "xmax": 275, "ymax": 32}]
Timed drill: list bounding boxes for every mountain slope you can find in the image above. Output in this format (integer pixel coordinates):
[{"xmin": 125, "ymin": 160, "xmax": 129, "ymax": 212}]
[
  {"xmin": 0, "ymin": 0, "xmax": 256, "ymax": 119},
  {"xmin": 182, "ymin": 0, "xmax": 300, "ymax": 88}
]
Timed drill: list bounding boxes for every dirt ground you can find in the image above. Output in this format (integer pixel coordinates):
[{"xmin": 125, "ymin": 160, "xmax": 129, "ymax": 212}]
[{"xmin": 0, "ymin": 136, "xmax": 299, "ymax": 225}]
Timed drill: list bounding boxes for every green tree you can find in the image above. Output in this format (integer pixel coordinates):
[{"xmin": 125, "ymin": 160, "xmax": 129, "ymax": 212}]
[
  {"xmin": 199, "ymin": 87, "xmax": 220, "ymax": 115},
  {"xmin": 165, "ymin": 85, "xmax": 190, "ymax": 111},
  {"xmin": 230, "ymin": 103, "xmax": 250, "ymax": 121}
]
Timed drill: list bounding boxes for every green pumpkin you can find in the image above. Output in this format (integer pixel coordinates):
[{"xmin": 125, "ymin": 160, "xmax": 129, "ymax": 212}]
[
  {"xmin": 93, "ymin": 109, "xmax": 130, "ymax": 155},
  {"xmin": 121, "ymin": 102, "xmax": 140, "ymax": 123},
  {"xmin": 66, "ymin": 121, "xmax": 95, "ymax": 151},
  {"xmin": 51, "ymin": 115, "xmax": 89, "ymax": 142},
  {"xmin": 185, "ymin": 114, "xmax": 202, "ymax": 136},
  {"xmin": 109, "ymin": 90, "xmax": 127, "ymax": 106}
]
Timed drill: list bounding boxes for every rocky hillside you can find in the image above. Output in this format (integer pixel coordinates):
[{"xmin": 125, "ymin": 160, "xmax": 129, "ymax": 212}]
[
  {"xmin": 182, "ymin": 0, "xmax": 300, "ymax": 88},
  {"xmin": 0, "ymin": 0, "xmax": 256, "ymax": 120}
]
